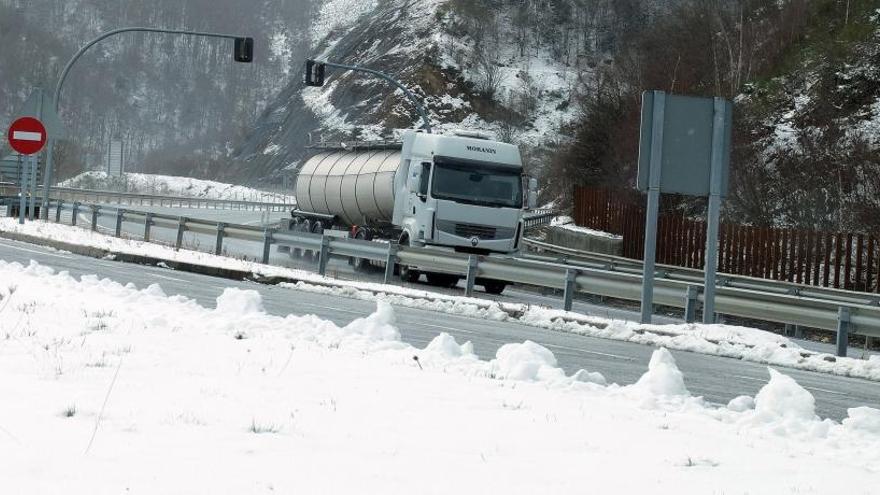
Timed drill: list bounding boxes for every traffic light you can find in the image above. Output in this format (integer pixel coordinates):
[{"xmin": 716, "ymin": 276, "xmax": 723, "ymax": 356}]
[
  {"xmin": 234, "ymin": 37, "xmax": 254, "ymax": 63},
  {"xmin": 305, "ymin": 59, "xmax": 326, "ymax": 87}
]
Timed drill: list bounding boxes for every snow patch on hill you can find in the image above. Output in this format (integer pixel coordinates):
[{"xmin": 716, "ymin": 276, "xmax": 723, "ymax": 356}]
[
  {"xmin": 59, "ymin": 172, "xmax": 292, "ymax": 203},
  {"xmin": 312, "ymin": 0, "xmax": 380, "ymax": 53},
  {"xmin": 302, "ymin": 0, "xmax": 589, "ymax": 149}
]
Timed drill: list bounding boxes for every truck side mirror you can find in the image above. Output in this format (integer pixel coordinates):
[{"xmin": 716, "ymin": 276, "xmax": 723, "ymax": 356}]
[
  {"xmin": 527, "ymin": 177, "xmax": 538, "ymax": 209},
  {"xmin": 418, "ymin": 162, "xmax": 431, "ymax": 200},
  {"xmin": 407, "ymin": 166, "xmax": 421, "ymax": 193}
]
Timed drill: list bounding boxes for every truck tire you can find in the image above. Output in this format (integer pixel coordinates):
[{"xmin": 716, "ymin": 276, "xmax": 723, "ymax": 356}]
[
  {"xmin": 426, "ymin": 273, "xmax": 460, "ymax": 288},
  {"xmin": 351, "ymin": 228, "xmax": 372, "ymax": 272},
  {"xmin": 398, "ymin": 235, "xmax": 420, "ymax": 283},
  {"xmin": 482, "ymin": 281, "xmax": 507, "ymax": 295},
  {"xmin": 289, "ymin": 218, "xmax": 304, "ymax": 258},
  {"xmin": 308, "ymin": 221, "xmax": 325, "ymax": 261}
]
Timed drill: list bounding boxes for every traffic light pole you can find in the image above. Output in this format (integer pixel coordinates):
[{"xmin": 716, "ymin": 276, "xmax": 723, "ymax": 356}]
[
  {"xmin": 310, "ymin": 60, "xmax": 432, "ymax": 133},
  {"xmin": 42, "ymin": 27, "xmax": 254, "ymax": 219}
]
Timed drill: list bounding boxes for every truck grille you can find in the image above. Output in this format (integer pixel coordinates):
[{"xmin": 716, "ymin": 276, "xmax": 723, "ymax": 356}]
[
  {"xmin": 437, "ymin": 220, "xmax": 516, "ymax": 240},
  {"xmin": 455, "ymin": 223, "xmax": 496, "ymax": 239}
]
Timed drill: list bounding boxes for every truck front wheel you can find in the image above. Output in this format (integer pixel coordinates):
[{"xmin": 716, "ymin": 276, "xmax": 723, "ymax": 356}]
[
  {"xmin": 482, "ymin": 281, "xmax": 507, "ymax": 295},
  {"xmin": 398, "ymin": 234, "xmax": 420, "ymax": 283},
  {"xmin": 399, "ymin": 264, "xmax": 420, "ymax": 283}
]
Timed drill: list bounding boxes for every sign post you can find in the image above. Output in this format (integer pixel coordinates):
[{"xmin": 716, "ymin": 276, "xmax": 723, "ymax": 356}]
[
  {"xmin": 29, "ymin": 156, "xmax": 38, "ymax": 220},
  {"xmin": 702, "ymin": 98, "xmax": 729, "ymax": 323},
  {"xmin": 18, "ymin": 155, "xmax": 26, "ymax": 225},
  {"xmin": 7, "ymin": 115, "xmax": 48, "ymax": 224},
  {"xmin": 16, "ymin": 88, "xmax": 65, "ymax": 220},
  {"xmin": 640, "ymin": 92, "xmax": 666, "ymax": 324},
  {"xmin": 636, "ymin": 91, "xmax": 732, "ymax": 324}
]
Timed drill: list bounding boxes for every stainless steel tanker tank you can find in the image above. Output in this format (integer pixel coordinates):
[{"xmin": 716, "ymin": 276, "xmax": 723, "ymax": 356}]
[{"xmin": 294, "ymin": 149, "xmax": 402, "ymax": 226}]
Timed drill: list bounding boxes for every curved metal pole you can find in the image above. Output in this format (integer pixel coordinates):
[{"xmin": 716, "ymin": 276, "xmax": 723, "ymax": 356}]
[
  {"xmin": 321, "ymin": 61, "xmax": 432, "ymax": 133},
  {"xmin": 54, "ymin": 27, "xmax": 246, "ymax": 111},
  {"xmin": 43, "ymin": 27, "xmax": 248, "ymax": 219}
]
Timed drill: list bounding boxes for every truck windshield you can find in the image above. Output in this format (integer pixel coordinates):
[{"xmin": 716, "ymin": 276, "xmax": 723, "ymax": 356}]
[{"xmin": 431, "ymin": 161, "xmax": 523, "ymax": 208}]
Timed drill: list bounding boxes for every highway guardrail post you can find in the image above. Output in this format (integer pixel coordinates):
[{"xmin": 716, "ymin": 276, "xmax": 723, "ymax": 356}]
[
  {"xmin": 262, "ymin": 228, "xmax": 275, "ymax": 264},
  {"xmin": 384, "ymin": 242, "xmax": 398, "ymax": 284},
  {"xmin": 836, "ymin": 307, "xmax": 851, "ymax": 357},
  {"xmin": 55, "ymin": 200, "xmax": 62, "ymax": 223},
  {"xmin": 563, "ymin": 269, "xmax": 577, "ymax": 311},
  {"xmin": 71, "ymin": 202, "xmax": 79, "ymax": 226},
  {"xmin": 176, "ymin": 217, "xmax": 188, "ymax": 250},
  {"xmin": 684, "ymin": 285, "xmax": 700, "ymax": 323},
  {"xmin": 465, "ymin": 255, "xmax": 478, "ymax": 297},
  {"xmin": 115, "ymin": 209, "xmax": 125, "ymax": 237},
  {"xmin": 90, "ymin": 206, "xmax": 99, "ymax": 231},
  {"xmin": 215, "ymin": 223, "xmax": 227, "ymax": 255},
  {"xmin": 144, "ymin": 213, "xmax": 153, "ymax": 242},
  {"xmin": 318, "ymin": 235, "xmax": 331, "ymax": 275}
]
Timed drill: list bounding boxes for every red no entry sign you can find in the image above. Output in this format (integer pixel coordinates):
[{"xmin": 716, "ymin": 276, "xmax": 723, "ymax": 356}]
[{"xmin": 7, "ymin": 116, "xmax": 47, "ymax": 155}]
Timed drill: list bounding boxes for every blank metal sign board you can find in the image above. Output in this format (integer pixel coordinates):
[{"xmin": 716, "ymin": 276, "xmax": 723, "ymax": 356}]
[{"xmin": 636, "ymin": 91, "xmax": 732, "ymax": 197}]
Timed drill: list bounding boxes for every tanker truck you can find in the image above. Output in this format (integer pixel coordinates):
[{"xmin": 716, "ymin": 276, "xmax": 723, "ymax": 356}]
[{"xmin": 282, "ymin": 130, "xmax": 537, "ymax": 294}]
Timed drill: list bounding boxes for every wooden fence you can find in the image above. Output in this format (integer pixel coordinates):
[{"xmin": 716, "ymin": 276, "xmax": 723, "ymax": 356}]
[{"xmin": 573, "ymin": 186, "xmax": 880, "ymax": 293}]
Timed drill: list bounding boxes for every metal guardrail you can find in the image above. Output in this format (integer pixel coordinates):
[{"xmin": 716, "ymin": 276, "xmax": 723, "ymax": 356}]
[
  {"xmin": 522, "ymin": 238, "xmax": 880, "ymax": 308},
  {"xmin": 0, "ymin": 184, "xmax": 296, "ymax": 212},
  {"xmin": 522, "ymin": 209, "xmax": 557, "ymax": 230},
  {"xmin": 26, "ymin": 200, "xmax": 880, "ymax": 356}
]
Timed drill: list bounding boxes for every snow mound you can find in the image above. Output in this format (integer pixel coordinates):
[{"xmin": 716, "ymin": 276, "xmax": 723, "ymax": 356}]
[
  {"xmin": 215, "ymin": 288, "xmax": 265, "ymax": 315},
  {"xmin": 572, "ymin": 369, "xmax": 607, "ymax": 386},
  {"xmin": 423, "ymin": 332, "xmax": 473, "ymax": 359},
  {"xmin": 632, "ymin": 348, "xmax": 689, "ymax": 397},
  {"xmin": 727, "ymin": 395, "xmax": 756, "ymax": 412},
  {"xmin": 843, "ymin": 407, "xmax": 880, "ymax": 435},
  {"xmin": 753, "ymin": 368, "xmax": 817, "ymax": 422},
  {"xmin": 343, "ymin": 301, "xmax": 400, "ymax": 341},
  {"xmin": 490, "ymin": 341, "xmax": 562, "ymax": 381}
]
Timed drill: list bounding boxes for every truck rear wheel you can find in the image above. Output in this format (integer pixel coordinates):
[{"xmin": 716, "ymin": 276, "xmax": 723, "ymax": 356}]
[
  {"xmin": 351, "ymin": 228, "xmax": 373, "ymax": 272},
  {"xmin": 307, "ymin": 220, "xmax": 324, "ymax": 261},
  {"xmin": 426, "ymin": 273, "xmax": 460, "ymax": 289},
  {"xmin": 289, "ymin": 218, "xmax": 304, "ymax": 258}
]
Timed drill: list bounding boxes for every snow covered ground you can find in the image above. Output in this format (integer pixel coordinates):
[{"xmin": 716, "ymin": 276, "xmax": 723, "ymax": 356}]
[
  {"xmin": 550, "ymin": 215, "xmax": 622, "ymax": 239},
  {"xmin": 2, "ymin": 217, "xmax": 880, "ymax": 383},
  {"xmin": 0, "ymin": 259, "xmax": 878, "ymax": 493},
  {"xmin": 59, "ymin": 172, "xmax": 293, "ymax": 203}
]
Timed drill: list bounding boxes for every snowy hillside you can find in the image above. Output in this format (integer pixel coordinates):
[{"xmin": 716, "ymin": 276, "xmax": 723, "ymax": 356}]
[
  {"xmin": 233, "ymin": 0, "xmax": 612, "ymax": 180},
  {"xmin": 0, "ymin": 0, "xmax": 319, "ymax": 180},
  {"xmin": 59, "ymin": 172, "xmax": 292, "ymax": 203},
  {"xmin": 2, "ymin": 259, "xmax": 880, "ymax": 492}
]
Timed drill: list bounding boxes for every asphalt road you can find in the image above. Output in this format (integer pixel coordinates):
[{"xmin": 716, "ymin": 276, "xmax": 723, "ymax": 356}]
[
  {"xmin": 1, "ymin": 236, "xmax": 878, "ymax": 422},
  {"xmin": 66, "ymin": 205, "xmax": 879, "ymax": 358}
]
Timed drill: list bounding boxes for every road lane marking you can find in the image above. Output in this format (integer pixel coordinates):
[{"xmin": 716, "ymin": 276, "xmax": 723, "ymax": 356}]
[
  {"xmin": 414, "ymin": 322, "xmax": 477, "ymax": 335},
  {"xmin": 150, "ymin": 273, "xmax": 188, "ymax": 283},
  {"xmin": 803, "ymin": 386, "xmax": 849, "ymax": 397},
  {"xmin": 733, "ymin": 375, "xmax": 849, "ymax": 396},
  {"xmin": 298, "ymin": 303, "xmax": 366, "ymax": 316},
  {"xmin": 544, "ymin": 343, "xmax": 636, "ymax": 361},
  {"xmin": 0, "ymin": 240, "xmax": 73, "ymax": 259},
  {"xmin": 732, "ymin": 375, "xmax": 766, "ymax": 383}
]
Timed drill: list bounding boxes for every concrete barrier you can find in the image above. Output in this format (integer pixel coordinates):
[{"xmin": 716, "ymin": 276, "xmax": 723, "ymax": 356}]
[{"xmin": 545, "ymin": 225, "xmax": 623, "ymax": 256}]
